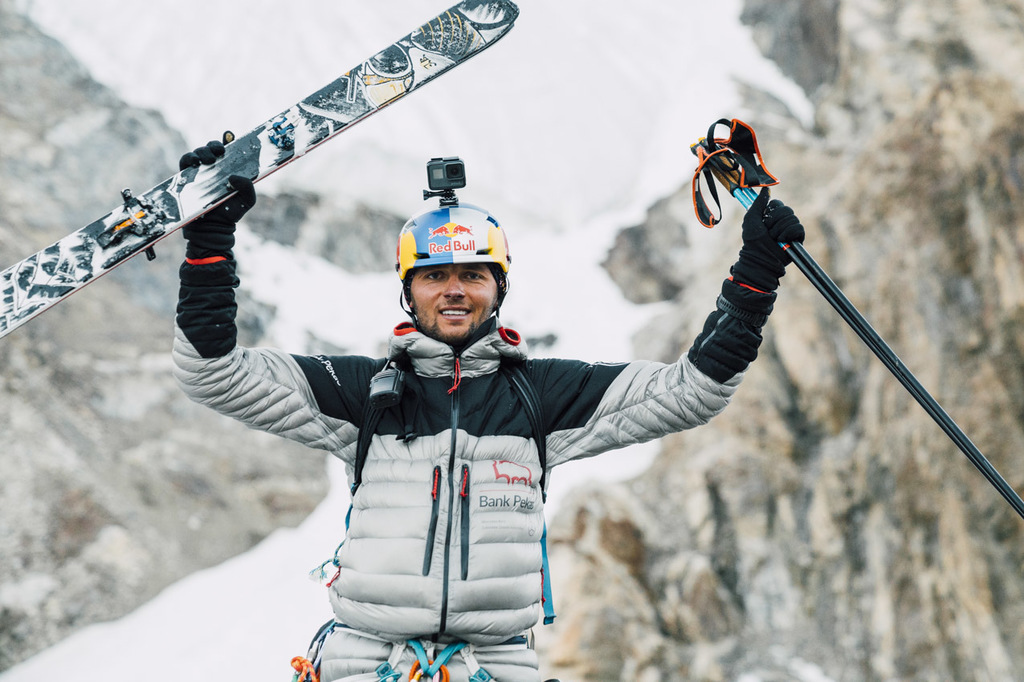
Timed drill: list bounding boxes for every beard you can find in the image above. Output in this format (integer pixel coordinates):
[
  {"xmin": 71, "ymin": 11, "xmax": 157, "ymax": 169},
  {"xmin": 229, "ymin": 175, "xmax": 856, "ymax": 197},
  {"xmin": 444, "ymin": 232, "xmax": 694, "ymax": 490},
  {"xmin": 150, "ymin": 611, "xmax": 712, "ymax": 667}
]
[{"xmin": 416, "ymin": 313, "xmax": 489, "ymax": 347}]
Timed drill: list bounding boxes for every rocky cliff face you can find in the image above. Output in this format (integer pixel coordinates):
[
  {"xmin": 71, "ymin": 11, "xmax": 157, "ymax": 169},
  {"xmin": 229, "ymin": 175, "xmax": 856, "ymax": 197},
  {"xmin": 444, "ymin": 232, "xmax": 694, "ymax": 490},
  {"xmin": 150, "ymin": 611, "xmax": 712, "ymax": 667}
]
[
  {"xmin": 0, "ymin": 3, "xmax": 329, "ymax": 669},
  {"xmin": 6, "ymin": 0, "xmax": 1024, "ymax": 679},
  {"xmin": 550, "ymin": 0, "xmax": 1024, "ymax": 680}
]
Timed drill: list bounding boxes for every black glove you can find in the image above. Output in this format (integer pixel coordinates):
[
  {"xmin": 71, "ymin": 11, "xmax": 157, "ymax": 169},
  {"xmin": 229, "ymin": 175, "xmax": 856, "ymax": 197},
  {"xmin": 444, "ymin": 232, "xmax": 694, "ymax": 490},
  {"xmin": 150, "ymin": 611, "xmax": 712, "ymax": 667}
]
[
  {"xmin": 178, "ymin": 140, "xmax": 226, "ymax": 170},
  {"xmin": 689, "ymin": 189, "xmax": 804, "ymax": 382},
  {"xmin": 730, "ymin": 187, "xmax": 805, "ymax": 292},
  {"xmin": 179, "ymin": 140, "xmax": 257, "ymax": 225},
  {"xmin": 178, "ymin": 139, "xmax": 257, "ymax": 258}
]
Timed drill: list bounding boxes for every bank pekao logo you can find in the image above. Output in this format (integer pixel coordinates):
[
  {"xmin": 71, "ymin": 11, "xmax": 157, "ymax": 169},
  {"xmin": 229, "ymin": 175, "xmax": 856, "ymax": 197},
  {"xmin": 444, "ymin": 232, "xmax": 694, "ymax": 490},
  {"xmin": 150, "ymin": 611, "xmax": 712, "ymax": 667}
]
[{"xmin": 492, "ymin": 460, "xmax": 533, "ymax": 487}]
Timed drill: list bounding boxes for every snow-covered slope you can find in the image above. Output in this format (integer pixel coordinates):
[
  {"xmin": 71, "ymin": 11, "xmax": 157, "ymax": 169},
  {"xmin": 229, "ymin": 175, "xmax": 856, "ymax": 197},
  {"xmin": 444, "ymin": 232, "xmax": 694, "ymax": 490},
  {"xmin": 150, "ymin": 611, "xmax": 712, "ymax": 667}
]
[{"xmin": 2, "ymin": 1, "xmax": 810, "ymax": 679}]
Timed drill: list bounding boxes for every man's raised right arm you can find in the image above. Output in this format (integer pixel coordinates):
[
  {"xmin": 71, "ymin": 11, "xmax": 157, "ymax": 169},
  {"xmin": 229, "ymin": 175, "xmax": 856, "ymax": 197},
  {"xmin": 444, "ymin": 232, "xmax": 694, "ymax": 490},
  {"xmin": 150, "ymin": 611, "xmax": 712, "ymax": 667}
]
[{"xmin": 171, "ymin": 141, "xmax": 355, "ymax": 453}]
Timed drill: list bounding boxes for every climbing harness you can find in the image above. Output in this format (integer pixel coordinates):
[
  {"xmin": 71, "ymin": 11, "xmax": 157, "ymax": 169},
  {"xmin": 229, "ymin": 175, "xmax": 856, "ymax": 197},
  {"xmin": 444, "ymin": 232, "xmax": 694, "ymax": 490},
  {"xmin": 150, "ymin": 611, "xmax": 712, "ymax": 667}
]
[{"xmin": 408, "ymin": 640, "xmax": 461, "ymax": 680}]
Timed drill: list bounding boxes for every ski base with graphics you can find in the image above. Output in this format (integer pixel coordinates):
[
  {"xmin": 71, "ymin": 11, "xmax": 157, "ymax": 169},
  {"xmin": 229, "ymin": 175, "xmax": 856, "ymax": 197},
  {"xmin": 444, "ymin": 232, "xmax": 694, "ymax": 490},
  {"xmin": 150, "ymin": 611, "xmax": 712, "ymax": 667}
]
[{"xmin": 0, "ymin": 0, "xmax": 519, "ymax": 340}]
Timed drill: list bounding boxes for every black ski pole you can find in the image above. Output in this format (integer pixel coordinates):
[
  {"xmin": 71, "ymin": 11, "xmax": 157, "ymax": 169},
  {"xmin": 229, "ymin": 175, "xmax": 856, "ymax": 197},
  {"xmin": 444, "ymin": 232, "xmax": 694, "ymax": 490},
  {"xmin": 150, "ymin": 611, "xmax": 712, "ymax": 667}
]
[{"xmin": 731, "ymin": 185, "xmax": 1024, "ymax": 521}]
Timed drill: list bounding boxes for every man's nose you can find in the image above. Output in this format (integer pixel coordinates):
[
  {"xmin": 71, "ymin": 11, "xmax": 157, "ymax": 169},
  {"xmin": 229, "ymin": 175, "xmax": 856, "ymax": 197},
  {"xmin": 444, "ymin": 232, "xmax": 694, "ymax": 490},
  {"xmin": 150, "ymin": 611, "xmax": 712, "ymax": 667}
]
[{"xmin": 443, "ymin": 276, "xmax": 465, "ymax": 296}]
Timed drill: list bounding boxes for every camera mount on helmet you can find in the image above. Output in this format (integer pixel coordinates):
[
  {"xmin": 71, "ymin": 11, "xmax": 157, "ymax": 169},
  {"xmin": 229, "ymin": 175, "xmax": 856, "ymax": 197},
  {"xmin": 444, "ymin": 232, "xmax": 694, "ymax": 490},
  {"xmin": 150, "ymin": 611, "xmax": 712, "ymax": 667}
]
[{"xmin": 422, "ymin": 156, "xmax": 466, "ymax": 207}]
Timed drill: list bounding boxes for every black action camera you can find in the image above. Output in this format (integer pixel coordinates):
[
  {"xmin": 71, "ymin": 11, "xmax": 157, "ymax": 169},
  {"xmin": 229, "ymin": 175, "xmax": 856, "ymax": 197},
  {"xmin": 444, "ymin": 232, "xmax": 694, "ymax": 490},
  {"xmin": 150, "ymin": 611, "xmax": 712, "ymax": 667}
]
[
  {"xmin": 424, "ymin": 156, "xmax": 466, "ymax": 207},
  {"xmin": 368, "ymin": 365, "xmax": 405, "ymax": 409},
  {"xmin": 426, "ymin": 156, "xmax": 466, "ymax": 191}
]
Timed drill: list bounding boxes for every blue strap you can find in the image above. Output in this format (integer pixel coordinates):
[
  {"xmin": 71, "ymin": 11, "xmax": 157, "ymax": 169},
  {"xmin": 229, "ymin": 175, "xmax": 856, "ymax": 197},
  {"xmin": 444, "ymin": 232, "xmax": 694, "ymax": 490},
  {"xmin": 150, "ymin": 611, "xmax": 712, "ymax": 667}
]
[
  {"xmin": 408, "ymin": 639, "xmax": 431, "ymax": 671},
  {"xmin": 309, "ymin": 621, "xmax": 337, "ymax": 670},
  {"xmin": 408, "ymin": 640, "xmax": 465, "ymax": 677},
  {"xmin": 374, "ymin": 662, "xmax": 401, "ymax": 682},
  {"xmin": 540, "ymin": 522, "xmax": 556, "ymax": 624}
]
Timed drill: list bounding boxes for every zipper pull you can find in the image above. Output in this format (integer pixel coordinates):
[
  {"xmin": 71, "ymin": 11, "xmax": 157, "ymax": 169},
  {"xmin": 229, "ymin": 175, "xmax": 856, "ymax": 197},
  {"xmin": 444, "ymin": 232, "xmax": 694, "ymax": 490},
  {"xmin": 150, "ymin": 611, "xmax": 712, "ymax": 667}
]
[
  {"xmin": 448, "ymin": 356, "xmax": 462, "ymax": 394},
  {"xmin": 460, "ymin": 464, "xmax": 471, "ymax": 580},
  {"xmin": 424, "ymin": 466, "xmax": 442, "ymax": 577}
]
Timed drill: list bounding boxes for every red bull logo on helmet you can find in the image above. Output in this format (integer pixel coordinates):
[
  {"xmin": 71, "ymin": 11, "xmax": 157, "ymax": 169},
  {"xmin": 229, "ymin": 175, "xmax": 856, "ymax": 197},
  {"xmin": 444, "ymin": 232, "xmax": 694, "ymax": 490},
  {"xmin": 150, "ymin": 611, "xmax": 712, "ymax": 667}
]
[
  {"xmin": 396, "ymin": 203, "xmax": 507, "ymax": 281},
  {"xmin": 427, "ymin": 221, "xmax": 477, "ymax": 255}
]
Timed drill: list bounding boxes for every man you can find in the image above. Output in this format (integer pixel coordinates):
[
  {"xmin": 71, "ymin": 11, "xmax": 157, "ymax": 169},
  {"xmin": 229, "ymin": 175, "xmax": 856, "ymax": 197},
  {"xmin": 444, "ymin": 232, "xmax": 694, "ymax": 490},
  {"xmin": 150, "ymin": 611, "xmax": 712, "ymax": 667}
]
[{"xmin": 173, "ymin": 142, "xmax": 804, "ymax": 682}]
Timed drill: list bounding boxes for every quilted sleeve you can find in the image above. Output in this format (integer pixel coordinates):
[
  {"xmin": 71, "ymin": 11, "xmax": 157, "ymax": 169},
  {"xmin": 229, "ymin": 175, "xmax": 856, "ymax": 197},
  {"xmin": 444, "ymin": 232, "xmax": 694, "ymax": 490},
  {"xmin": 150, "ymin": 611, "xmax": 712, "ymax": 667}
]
[
  {"xmin": 542, "ymin": 356, "xmax": 740, "ymax": 468},
  {"xmin": 172, "ymin": 326, "xmax": 360, "ymax": 461}
]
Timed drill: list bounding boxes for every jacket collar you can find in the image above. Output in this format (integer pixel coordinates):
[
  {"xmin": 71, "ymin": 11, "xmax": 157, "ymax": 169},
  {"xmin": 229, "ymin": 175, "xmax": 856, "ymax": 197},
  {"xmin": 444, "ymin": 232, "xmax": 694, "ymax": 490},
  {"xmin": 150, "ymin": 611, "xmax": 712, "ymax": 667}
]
[{"xmin": 387, "ymin": 318, "xmax": 528, "ymax": 378}]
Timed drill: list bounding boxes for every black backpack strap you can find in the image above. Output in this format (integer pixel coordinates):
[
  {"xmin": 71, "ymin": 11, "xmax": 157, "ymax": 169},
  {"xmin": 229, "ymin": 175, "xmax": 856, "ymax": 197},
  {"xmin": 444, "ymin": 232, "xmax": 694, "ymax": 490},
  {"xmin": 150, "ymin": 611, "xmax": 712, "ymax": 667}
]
[
  {"xmin": 351, "ymin": 403, "xmax": 382, "ymax": 496},
  {"xmin": 351, "ymin": 359, "xmax": 392, "ymax": 495},
  {"xmin": 500, "ymin": 358, "xmax": 548, "ymax": 497},
  {"xmin": 500, "ymin": 357, "xmax": 557, "ymax": 623}
]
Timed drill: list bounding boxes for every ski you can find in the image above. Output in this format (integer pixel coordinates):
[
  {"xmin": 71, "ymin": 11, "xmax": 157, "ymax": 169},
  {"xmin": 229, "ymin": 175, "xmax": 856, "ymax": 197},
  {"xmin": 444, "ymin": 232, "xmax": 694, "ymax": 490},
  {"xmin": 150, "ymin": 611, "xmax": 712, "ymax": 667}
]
[{"xmin": 0, "ymin": 0, "xmax": 519, "ymax": 340}]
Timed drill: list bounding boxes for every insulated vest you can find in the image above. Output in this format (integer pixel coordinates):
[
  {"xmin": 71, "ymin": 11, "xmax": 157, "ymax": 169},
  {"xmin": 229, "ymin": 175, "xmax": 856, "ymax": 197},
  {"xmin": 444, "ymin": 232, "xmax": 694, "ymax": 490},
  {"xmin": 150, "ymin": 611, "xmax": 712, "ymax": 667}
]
[{"xmin": 350, "ymin": 356, "xmax": 556, "ymax": 624}]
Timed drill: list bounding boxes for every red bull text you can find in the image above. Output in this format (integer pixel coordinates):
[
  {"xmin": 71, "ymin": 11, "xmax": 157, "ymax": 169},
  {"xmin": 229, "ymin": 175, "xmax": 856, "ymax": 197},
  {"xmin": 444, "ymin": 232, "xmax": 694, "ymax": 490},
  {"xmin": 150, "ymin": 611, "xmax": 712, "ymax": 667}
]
[{"xmin": 427, "ymin": 222, "xmax": 477, "ymax": 255}]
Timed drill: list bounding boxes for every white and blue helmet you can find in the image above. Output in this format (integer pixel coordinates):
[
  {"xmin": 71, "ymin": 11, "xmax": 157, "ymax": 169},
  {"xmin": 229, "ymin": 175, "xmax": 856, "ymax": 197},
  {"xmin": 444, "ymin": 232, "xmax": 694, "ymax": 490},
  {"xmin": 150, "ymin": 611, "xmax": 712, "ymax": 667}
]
[{"xmin": 395, "ymin": 203, "xmax": 511, "ymax": 282}]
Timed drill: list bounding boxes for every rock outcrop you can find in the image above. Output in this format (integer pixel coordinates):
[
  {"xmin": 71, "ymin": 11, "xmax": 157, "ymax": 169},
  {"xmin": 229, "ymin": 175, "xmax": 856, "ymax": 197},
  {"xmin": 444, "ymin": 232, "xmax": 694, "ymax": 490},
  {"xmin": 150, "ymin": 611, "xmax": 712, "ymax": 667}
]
[
  {"xmin": 554, "ymin": 0, "xmax": 1024, "ymax": 680},
  {"xmin": 0, "ymin": 4, "xmax": 328, "ymax": 669}
]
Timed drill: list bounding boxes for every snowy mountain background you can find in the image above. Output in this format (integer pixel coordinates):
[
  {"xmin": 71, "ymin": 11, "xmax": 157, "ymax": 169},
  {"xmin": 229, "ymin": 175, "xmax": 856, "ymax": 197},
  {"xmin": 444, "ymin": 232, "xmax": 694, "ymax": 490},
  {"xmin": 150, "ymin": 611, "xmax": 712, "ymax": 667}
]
[
  {"xmin": 1, "ymin": 1, "xmax": 813, "ymax": 680},
  {"xmin": 17, "ymin": 0, "xmax": 808, "ymax": 361}
]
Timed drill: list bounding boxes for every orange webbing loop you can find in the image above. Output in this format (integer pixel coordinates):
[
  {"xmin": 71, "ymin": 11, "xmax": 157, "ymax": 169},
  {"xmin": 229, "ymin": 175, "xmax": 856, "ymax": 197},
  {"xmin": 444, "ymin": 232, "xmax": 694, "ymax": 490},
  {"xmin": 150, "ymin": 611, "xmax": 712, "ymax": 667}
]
[
  {"xmin": 291, "ymin": 656, "xmax": 319, "ymax": 682},
  {"xmin": 408, "ymin": 660, "xmax": 451, "ymax": 682},
  {"xmin": 690, "ymin": 118, "xmax": 780, "ymax": 228}
]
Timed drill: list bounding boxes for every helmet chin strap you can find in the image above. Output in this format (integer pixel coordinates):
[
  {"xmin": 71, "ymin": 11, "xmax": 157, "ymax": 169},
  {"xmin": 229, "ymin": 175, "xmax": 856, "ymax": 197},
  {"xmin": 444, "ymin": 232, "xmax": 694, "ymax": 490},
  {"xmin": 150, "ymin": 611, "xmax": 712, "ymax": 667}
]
[
  {"xmin": 401, "ymin": 298, "xmax": 502, "ymax": 332},
  {"xmin": 489, "ymin": 263, "xmax": 509, "ymax": 311},
  {"xmin": 400, "ymin": 289, "xmax": 418, "ymax": 324}
]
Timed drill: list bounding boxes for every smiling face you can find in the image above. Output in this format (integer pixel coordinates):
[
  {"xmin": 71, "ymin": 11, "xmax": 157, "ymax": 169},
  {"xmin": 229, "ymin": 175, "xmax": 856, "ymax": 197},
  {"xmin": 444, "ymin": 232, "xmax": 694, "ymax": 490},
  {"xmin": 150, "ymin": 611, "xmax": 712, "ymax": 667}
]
[{"xmin": 408, "ymin": 263, "xmax": 499, "ymax": 346}]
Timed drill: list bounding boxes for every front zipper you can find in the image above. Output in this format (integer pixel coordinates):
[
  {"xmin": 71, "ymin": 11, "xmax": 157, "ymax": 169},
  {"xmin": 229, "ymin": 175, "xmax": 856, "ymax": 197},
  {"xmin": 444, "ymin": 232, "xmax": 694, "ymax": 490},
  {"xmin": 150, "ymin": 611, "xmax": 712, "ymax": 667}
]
[
  {"xmin": 423, "ymin": 466, "xmax": 441, "ymax": 576},
  {"xmin": 438, "ymin": 355, "xmax": 461, "ymax": 634},
  {"xmin": 460, "ymin": 464, "xmax": 470, "ymax": 580}
]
